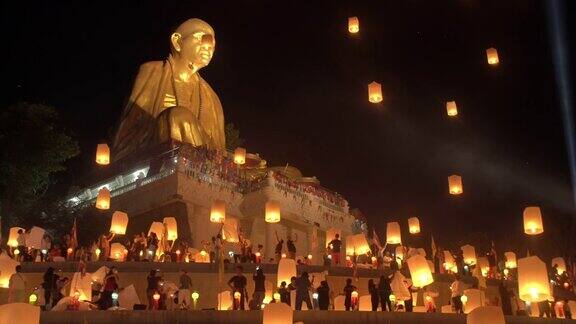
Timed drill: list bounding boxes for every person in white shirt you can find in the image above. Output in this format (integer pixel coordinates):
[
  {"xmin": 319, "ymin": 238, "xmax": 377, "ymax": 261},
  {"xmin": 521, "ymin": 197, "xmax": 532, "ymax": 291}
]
[
  {"xmin": 9, "ymin": 265, "xmax": 27, "ymax": 303},
  {"xmin": 450, "ymin": 274, "xmax": 465, "ymax": 313}
]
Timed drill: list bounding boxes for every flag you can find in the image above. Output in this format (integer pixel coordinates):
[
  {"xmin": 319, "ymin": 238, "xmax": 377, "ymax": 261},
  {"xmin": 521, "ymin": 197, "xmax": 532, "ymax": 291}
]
[
  {"xmin": 70, "ymin": 218, "xmax": 78, "ymax": 250},
  {"xmin": 431, "ymin": 235, "xmax": 437, "ymax": 258},
  {"xmin": 372, "ymin": 230, "xmax": 382, "ymax": 250}
]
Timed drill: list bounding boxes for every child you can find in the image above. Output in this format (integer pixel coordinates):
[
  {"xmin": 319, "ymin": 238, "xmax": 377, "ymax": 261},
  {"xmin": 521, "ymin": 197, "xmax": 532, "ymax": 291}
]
[{"xmin": 278, "ymin": 281, "xmax": 290, "ymax": 305}]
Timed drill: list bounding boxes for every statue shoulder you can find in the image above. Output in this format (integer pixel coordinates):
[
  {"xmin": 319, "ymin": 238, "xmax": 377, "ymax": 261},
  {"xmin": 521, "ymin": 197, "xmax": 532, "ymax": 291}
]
[
  {"xmin": 198, "ymin": 75, "xmax": 221, "ymax": 103},
  {"xmin": 137, "ymin": 61, "xmax": 164, "ymax": 76}
]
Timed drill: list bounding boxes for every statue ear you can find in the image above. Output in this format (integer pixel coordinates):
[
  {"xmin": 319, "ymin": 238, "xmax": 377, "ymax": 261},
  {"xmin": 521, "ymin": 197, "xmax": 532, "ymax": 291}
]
[{"xmin": 170, "ymin": 33, "xmax": 182, "ymax": 52}]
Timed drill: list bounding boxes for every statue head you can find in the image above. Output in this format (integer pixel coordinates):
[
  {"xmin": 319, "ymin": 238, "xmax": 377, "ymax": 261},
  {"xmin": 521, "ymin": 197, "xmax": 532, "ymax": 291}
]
[{"xmin": 170, "ymin": 18, "xmax": 215, "ymax": 75}]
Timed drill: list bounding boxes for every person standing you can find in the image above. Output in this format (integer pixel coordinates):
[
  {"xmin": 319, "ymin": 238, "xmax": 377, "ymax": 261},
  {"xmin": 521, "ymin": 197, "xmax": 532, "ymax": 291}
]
[
  {"xmin": 343, "ymin": 278, "xmax": 357, "ymax": 311},
  {"xmin": 378, "ymin": 275, "xmax": 392, "ymax": 311},
  {"xmin": 178, "ymin": 270, "xmax": 193, "ymax": 309},
  {"xmin": 99, "ymin": 267, "xmax": 119, "ymax": 310},
  {"xmin": 228, "ymin": 266, "xmax": 247, "ymax": 310},
  {"xmin": 368, "ymin": 279, "xmax": 379, "ymax": 311},
  {"xmin": 286, "ymin": 234, "xmax": 297, "ymax": 259},
  {"xmin": 316, "ymin": 280, "xmax": 330, "ymax": 310},
  {"xmin": 450, "ymin": 274, "xmax": 465, "ymax": 314},
  {"xmin": 274, "ymin": 231, "xmax": 284, "ymax": 262},
  {"xmin": 278, "ymin": 281, "xmax": 290, "ymax": 305},
  {"xmin": 295, "ymin": 272, "xmax": 313, "ymax": 310},
  {"xmin": 16, "ymin": 229, "xmax": 27, "ymax": 261},
  {"xmin": 146, "ymin": 232, "xmax": 159, "ymax": 261},
  {"xmin": 327, "ymin": 234, "xmax": 342, "ymax": 266},
  {"xmin": 251, "ymin": 267, "xmax": 266, "ymax": 309},
  {"xmin": 41, "ymin": 267, "xmax": 59, "ymax": 310},
  {"xmin": 146, "ymin": 269, "xmax": 161, "ymax": 309},
  {"xmin": 8, "ymin": 265, "xmax": 26, "ymax": 303}
]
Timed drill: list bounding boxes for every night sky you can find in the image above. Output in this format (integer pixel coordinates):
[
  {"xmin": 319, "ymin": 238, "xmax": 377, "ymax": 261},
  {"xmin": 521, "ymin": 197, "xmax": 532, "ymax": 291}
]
[{"xmin": 3, "ymin": 1, "xmax": 575, "ymax": 254}]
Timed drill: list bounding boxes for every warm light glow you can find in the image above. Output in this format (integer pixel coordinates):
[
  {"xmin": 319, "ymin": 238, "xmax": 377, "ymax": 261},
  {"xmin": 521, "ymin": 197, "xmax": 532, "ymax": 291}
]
[
  {"xmin": 368, "ymin": 81, "xmax": 383, "ymax": 103},
  {"xmin": 443, "ymin": 250, "xmax": 456, "ymax": 272},
  {"xmin": 371, "ymin": 256, "xmax": 377, "ymax": 263},
  {"xmin": 406, "ymin": 254, "xmax": 434, "ymax": 287},
  {"xmin": 265, "ymin": 200, "xmax": 281, "ymax": 223},
  {"xmin": 273, "ymin": 292, "xmax": 280, "ymax": 301},
  {"xmin": 29, "ymin": 294, "xmax": 38, "ymax": 304},
  {"xmin": 389, "ymin": 294, "xmax": 396, "ymax": 302},
  {"xmin": 67, "ymin": 248, "xmax": 73, "ymax": 255},
  {"xmin": 386, "ymin": 222, "xmax": 402, "ymax": 244},
  {"xmin": 307, "ymin": 254, "xmax": 312, "ymax": 260},
  {"xmin": 345, "ymin": 255, "xmax": 351, "ymax": 261},
  {"xmin": 176, "ymin": 250, "xmax": 181, "ymax": 255},
  {"xmin": 110, "ymin": 243, "xmax": 126, "ymax": 261},
  {"xmin": 233, "ymin": 147, "xmax": 246, "ymax": 165},
  {"xmin": 486, "ymin": 47, "xmax": 499, "ymax": 65},
  {"xmin": 210, "ymin": 200, "xmax": 226, "ymax": 223},
  {"xmin": 200, "ymin": 250, "xmax": 207, "ymax": 257},
  {"xmin": 7, "ymin": 227, "xmax": 24, "ymax": 248},
  {"xmin": 461, "ymin": 245, "xmax": 477, "ymax": 265},
  {"xmin": 446, "ymin": 101, "xmax": 458, "ymax": 117},
  {"xmin": 263, "ymin": 302, "xmax": 293, "ymax": 324},
  {"xmin": 477, "ymin": 257, "xmax": 489, "ymax": 277},
  {"xmin": 517, "ymin": 256, "xmax": 551, "ymax": 302},
  {"xmin": 13, "ymin": 249, "xmax": 20, "ymax": 256},
  {"xmin": 448, "ymin": 175, "xmax": 463, "ymax": 195},
  {"xmin": 96, "ymin": 143, "xmax": 110, "ymax": 165},
  {"xmin": 153, "ymin": 292, "xmax": 160, "ymax": 301},
  {"xmin": 110, "ymin": 211, "xmax": 129, "ymax": 235},
  {"xmin": 351, "ymin": 291, "xmax": 358, "ymax": 299},
  {"xmin": 163, "ymin": 217, "xmax": 178, "ymax": 240},
  {"xmin": 95, "ymin": 187, "xmax": 111, "ymax": 210},
  {"xmin": 255, "ymin": 252, "xmax": 261, "ymax": 257},
  {"xmin": 348, "ymin": 17, "xmax": 359, "ymax": 34},
  {"xmin": 408, "ymin": 217, "xmax": 420, "ymax": 234},
  {"xmin": 396, "ymin": 246, "xmax": 404, "ymax": 261},
  {"xmin": 191, "ymin": 291, "xmax": 200, "ymax": 300},
  {"xmin": 503, "ymin": 268, "xmax": 509, "ymax": 276},
  {"xmin": 277, "ymin": 258, "xmax": 297, "ymax": 287},
  {"xmin": 234, "ymin": 291, "xmax": 241, "ymax": 300},
  {"xmin": 461, "ymin": 295, "xmax": 468, "ymax": 304},
  {"xmin": 523, "ymin": 207, "xmax": 544, "ymax": 235},
  {"xmin": 281, "ymin": 253, "xmax": 286, "ymax": 258},
  {"xmin": 551, "ymin": 257, "xmax": 566, "ymax": 275},
  {"xmin": 504, "ymin": 252, "xmax": 517, "ymax": 269}
]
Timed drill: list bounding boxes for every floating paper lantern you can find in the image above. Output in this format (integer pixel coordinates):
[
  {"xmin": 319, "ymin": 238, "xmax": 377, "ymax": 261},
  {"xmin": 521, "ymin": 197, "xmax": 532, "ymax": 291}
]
[
  {"xmin": 408, "ymin": 217, "xmax": 420, "ymax": 234},
  {"xmin": 446, "ymin": 101, "xmax": 458, "ymax": 117},
  {"xmin": 396, "ymin": 246, "xmax": 405, "ymax": 261},
  {"xmin": 551, "ymin": 257, "xmax": 566, "ymax": 275},
  {"xmin": 386, "ymin": 222, "xmax": 401, "ymax": 244},
  {"xmin": 504, "ymin": 252, "xmax": 517, "ymax": 269},
  {"xmin": 477, "ymin": 257, "xmax": 490, "ymax": 277},
  {"xmin": 148, "ymin": 221, "xmax": 165, "ymax": 240},
  {"xmin": 443, "ymin": 250, "xmax": 457, "ymax": 272},
  {"xmin": 523, "ymin": 207, "xmax": 544, "ymax": 235},
  {"xmin": 95, "ymin": 143, "xmax": 110, "ymax": 165},
  {"xmin": 277, "ymin": 258, "xmax": 297, "ymax": 287},
  {"xmin": 7, "ymin": 227, "xmax": 24, "ymax": 248},
  {"xmin": 110, "ymin": 211, "xmax": 128, "ymax": 235},
  {"xmin": 265, "ymin": 200, "xmax": 281, "ymax": 223},
  {"xmin": 348, "ymin": 233, "xmax": 370, "ymax": 255},
  {"xmin": 163, "ymin": 217, "xmax": 178, "ymax": 240},
  {"xmin": 110, "ymin": 243, "xmax": 126, "ymax": 261},
  {"xmin": 95, "ymin": 187, "xmax": 110, "ymax": 210},
  {"xmin": 368, "ymin": 82, "xmax": 383, "ymax": 103},
  {"xmin": 348, "ymin": 17, "xmax": 359, "ymax": 34},
  {"xmin": 325, "ymin": 228, "xmax": 341, "ymax": 248},
  {"xmin": 448, "ymin": 175, "xmax": 463, "ymax": 195},
  {"xmin": 462, "ymin": 289, "xmax": 486, "ymax": 314},
  {"xmin": 406, "ymin": 254, "xmax": 434, "ymax": 287},
  {"xmin": 217, "ymin": 291, "xmax": 233, "ymax": 310},
  {"xmin": 222, "ymin": 217, "xmax": 239, "ymax": 243},
  {"xmin": 0, "ymin": 254, "xmax": 19, "ymax": 288},
  {"xmin": 461, "ymin": 245, "xmax": 477, "ymax": 265},
  {"xmin": 486, "ymin": 48, "xmax": 499, "ymax": 65},
  {"xmin": 210, "ymin": 200, "xmax": 226, "ymax": 223},
  {"xmin": 517, "ymin": 256, "xmax": 551, "ymax": 302},
  {"xmin": 233, "ymin": 147, "xmax": 246, "ymax": 165},
  {"xmin": 467, "ymin": 306, "xmax": 505, "ymax": 324},
  {"xmin": 345, "ymin": 235, "xmax": 356, "ymax": 256},
  {"xmin": 263, "ymin": 302, "xmax": 292, "ymax": 324}
]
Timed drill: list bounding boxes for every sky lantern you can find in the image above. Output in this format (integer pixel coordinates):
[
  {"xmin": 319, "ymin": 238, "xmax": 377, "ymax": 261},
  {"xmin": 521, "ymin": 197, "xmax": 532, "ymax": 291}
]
[
  {"xmin": 148, "ymin": 221, "xmax": 165, "ymax": 240},
  {"xmin": 0, "ymin": 254, "xmax": 19, "ymax": 288},
  {"xmin": 233, "ymin": 147, "xmax": 246, "ymax": 165},
  {"xmin": 448, "ymin": 175, "xmax": 463, "ymax": 195},
  {"xmin": 443, "ymin": 250, "xmax": 457, "ymax": 272},
  {"xmin": 110, "ymin": 243, "xmax": 126, "ymax": 261},
  {"xmin": 368, "ymin": 82, "xmax": 383, "ymax": 103},
  {"xmin": 504, "ymin": 252, "xmax": 517, "ymax": 269},
  {"xmin": 210, "ymin": 200, "xmax": 226, "ymax": 223},
  {"xmin": 277, "ymin": 258, "xmax": 297, "ymax": 287},
  {"xmin": 395, "ymin": 246, "xmax": 404, "ymax": 261},
  {"xmin": 461, "ymin": 244, "xmax": 477, "ymax": 265},
  {"xmin": 110, "ymin": 211, "xmax": 128, "ymax": 235},
  {"xmin": 222, "ymin": 217, "xmax": 239, "ymax": 243},
  {"xmin": 446, "ymin": 101, "xmax": 458, "ymax": 117},
  {"xmin": 406, "ymin": 254, "xmax": 434, "ymax": 287},
  {"xmin": 218, "ymin": 291, "xmax": 233, "ymax": 310},
  {"xmin": 265, "ymin": 200, "xmax": 281, "ymax": 223},
  {"xmin": 523, "ymin": 206, "xmax": 544, "ymax": 235},
  {"xmin": 7, "ymin": 227, "xmax": 24, "ymax": 248},
  {"xmin": 263, "ymin": 302, "xmax": 292, "ymax": 324},
  {"xmin": 325, "ymin": 228, "xmax": 341, "ymax": 248},
  {"xmin": 477, "ymin": 257, "xmax": 490, "ymax": 277},
  {"xmin": 95, "ymin": 187, "xmax": 110, "ymax": 210},
  {"xmin": 386, "ymin": 222, "xmax": 402, "ymax": 244},
  {"xmin": 408, "ymin": 217, "xmax": 420, "ymax": 234},
  {"xmin": 353, "ymin": 233, "xmax": 370, "ymax": 255},
  {"xmin": 95, "ymin": 143, "xmax": 110, "ymax": 165},
  {"xmin": 517, "ymin": 256, "xmax": 551, "ymax": 302},
  {"xmin": 467, "ymin": 306, "xmax": 506, "ymax": 324},
  {"xmin": 551, "ymin": 257, "xmax": 566, "ymax": 275},
  {"xmin": 486, "ymin": 47, "xmax": 499, "ymax": 65},
  {"xmin": 345, "ymin": 234, "xmax": 357, "ymax": 256},
  {"xmin": 462, "ymin": 289, "xmax": 486, "ymax": 314},
  {"xmin": 163, "ymin": 217, "xmax": 178, "ymax": 240},
  {"xmin": 348, "ymin": 16, "xmax": 359, "ymax": 34}
]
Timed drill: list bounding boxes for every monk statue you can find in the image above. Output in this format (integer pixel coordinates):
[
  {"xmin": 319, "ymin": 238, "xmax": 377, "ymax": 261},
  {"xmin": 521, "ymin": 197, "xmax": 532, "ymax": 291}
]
[{"xmin": 112, "ymin": 18, "xmax": 225, "ymax": 161}]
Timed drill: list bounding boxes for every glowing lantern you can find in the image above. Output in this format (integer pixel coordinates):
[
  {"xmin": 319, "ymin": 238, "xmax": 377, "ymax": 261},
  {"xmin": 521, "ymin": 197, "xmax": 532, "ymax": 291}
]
[
  {"xmin": 551, "ymin": 257, "xmax": 566, "ymax": 275},
  {"xmin": 210, "ymin": 200, "xmax": 226, "ymax": 223},
  {"xmin": 517, "ymin": 256, "xmax": 551, "ymax": 302},
  {"xmin": 486, "ymin": 48, "xmax": 499, "ymax": 65},
  {"xmin": 406, "ymin": 254, "xmax": 434, "ymax": 287},
  {"xmin": 345, "ymin": 234, "xmax": 356, "ymax": 256},
  {"xmin": 352, "ymin": 233, "xmax": 370, "ymax": 255},
  {"xmin": 467, "ymin": 306, "xmax": 505, "ymax": 324},
  {"xmin": 233, "ymin": 147, "xmax": 246, "ymax": 165},
  {"xmin": 277, "ymin": 258, "xmax": 297, "ymax": 287},
  {"xmin": 503, "ymin": 268, "xmax": 509, "ymax": 277},
  {"xmin": 523, "ymin": 207, "xmax": 543, "ymax": 235},
  {"xmin": 217, "ymin": 291, "xmax": 233, "ymax": 310},
  {"xmin": 95, "ymin": 187, "xmax": 111, "ymax": 210},
  {"xmin": 408, "ymin": 217, "xmax": 420, "ymax": 234},
  {"xmin": 263, "ymin": 302, "xmax": 293, "ymax": 324},
  {"xmin": 273, "ymin": 292, "xmax": 281, "ymax": 302},
  {"xmin": 463, "ymin": 289, "xmax": 485, "ymax": 314},
  {"xmin": 368, "ymin": 82, "xmax": 383, "ymax": 103},
  {"xmin": 282, "ymin": 253, "xmax": 287, "ymax": 259},
  {"xmin": 504, "ymin": 252, "xmax": 517, "ymax": 269},
  {"xmin": 461, "ymin": 245, "xmax": 477, "ymax": 265},
  {"xmin": 461, "ymin": 295, "xmax": 468, "ymax": 304},
  {"xmin": 446, "ymin": 101, "xmax": 458, "ymax": 117},
  {"xmin": 29, "ymin": 293, "xmax": 38, "ymax": 305},
  {"xmin": 153, "ymin": 292, "xmax": 160, "ymax": 301},
  {"xmin": 95, "ymin": 143, "xmax": 110, "ymax": 165},
  {"xmin": 110, "ymin": 243, "xmax": 126, "ymax": 261},
  {"xmin": 7, "ymin": 227, "xmax": 24, "ymax": 248},
  {"xmin": 389, "ymin": 294, "xmax": 396, "ymax": 303},
  {"xmin": 386, "ymin": 222, "xmax": 401, "ymax": 244},
  {"xmin": 265, "ymin": 200, "xmax": 281, "ymax": 223},
  {"xmin": 148, "ymin": 221, "xmax": 165, "ymax": 240},
  {"xmin": 233, "ymin": 291, "xmax": 241, "ymax": 301},
  {"xmin": 110, "ymin": 211, "xmax": 128, "ymax": 235},
  {"xmin": 192, "ymin": 291, "xmax": 200, "ymax": 301},
  {"xmin": 348, "ymin": 17, "xmax": 359, "ymax": 34},
  {"xmin": 395, "ymin": 246, "xmax": 404, "ymax": 261},
  {"xmin": 477, "ymin": 257, "xmax": 490, "ymax": 277},
  {"xmin": 163, "ymin": 217, "xmax": 178, "ymax": 240},
  {"xmin": 222, "ymin": 217, "xmax": 239, "ymax": 243},
  {"xmin": 13, "ymin": 249, "xmax": 20, "ymax": 256},
  {"xmin": 448, "ymin": 175, "xmax": 463, "ymax": 195},
  {"xmin": 0, "ymin": 254, "xmax": 19, "ymax": 288},
  {"xmin": 325, "ymin": 228, "xmax": 341, "ymax": 248}
]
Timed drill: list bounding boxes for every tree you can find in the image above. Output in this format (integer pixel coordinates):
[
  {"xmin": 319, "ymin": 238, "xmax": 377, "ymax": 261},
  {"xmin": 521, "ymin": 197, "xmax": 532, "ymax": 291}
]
[
  {"xmin": 0, "ymin": 102, "xmax": 79, "ymax": 227},
  {"xmin": 225, "ymin": 123, "xmax": 245, "ymax": 151}
]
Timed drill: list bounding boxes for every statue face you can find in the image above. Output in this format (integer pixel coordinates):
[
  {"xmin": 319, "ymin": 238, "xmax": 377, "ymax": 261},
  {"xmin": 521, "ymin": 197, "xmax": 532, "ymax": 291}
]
[{"xmin": 174, "ymin": 30, "xmax": 215, "ymax": 72}]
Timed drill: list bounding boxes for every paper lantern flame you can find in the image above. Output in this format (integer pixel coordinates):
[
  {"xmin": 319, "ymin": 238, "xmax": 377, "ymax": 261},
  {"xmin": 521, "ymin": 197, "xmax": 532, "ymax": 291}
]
[
  {"xmin": 96, "ymin": 143, "xmax": 110, "ymax": 165},
  {"xmin": 348, "ymin": 17, "xmax": 359, "ymax": 34},
  {"xmin": 368, "ymin": 82, "xmax": 383, "ymax": 103}
]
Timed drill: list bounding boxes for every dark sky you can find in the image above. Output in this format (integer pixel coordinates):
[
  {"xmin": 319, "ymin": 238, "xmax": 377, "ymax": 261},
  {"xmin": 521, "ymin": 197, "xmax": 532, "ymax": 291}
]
[{"xmin": 3, "ymin": 1, "xmax": 575, "ymax": 253}]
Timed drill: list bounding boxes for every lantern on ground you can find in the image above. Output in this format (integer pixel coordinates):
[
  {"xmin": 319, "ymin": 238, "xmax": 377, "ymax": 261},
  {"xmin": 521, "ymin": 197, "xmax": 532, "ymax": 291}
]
[
  {"xmin": 406, "ymin": 254, "xmax": 434, "ymax": 287},
  {"xmin": 277, "ymin": 258, "xmax": 297, "ymax": 287},
  {"xmin": 551, "ymin": 257, "xmax": 566, "ymax": 275},
  {"xmin": 408, "ymin": 217, "xmax": 420, "ymax": 234},
  {"xmin": 95, "ymin": 187, "xmax": 110, "ymax": 210},
  {"xmin": 505, "ymin": 252, "xmax": 517, "ymax": 269},
  {"xmin": 7, "ymin": 227, "xmax": 24, "ymax": 248},
  {"xmin": 233, "ymin": 147, "xmax": 246, "ymax": 165},
  {"xmin": 210, "ymin": 200, "xmax": 226, "ymax": 223},
  {"xmin": 461, "ymin": 245, "xmax": 477, "ymax": 266},
  {"xmin": 486, "ymin": 48, "xmax": 499, "ymax": 65},
  {"xmin": 163, "ymin": 217, "xmax": 178, "ymax": 240},
  {"xmin": 446, "ymin": 101, "xmax": 458, "ymax": 117},
  {"xmin": 95, "ymin": 143, "xmax": 110, "ymax": 165},
  {"xmin": 368, "ymin": 82, "xmax": 383, "ymax": 103},
  {"xmin": 523, "ymin": 207, "xmax": 543, "ymax": 235},
  {"xmin": 448, "ymin": 175, "xmax": 463, "ymax": 195},
  {"xmin": 110, "ymin": 211, "xmax": 128, "ymax": 235},
  {"xmin": 265, "ymin": 200, "xmax": 281, "ymax": 223},
  {"xmin": 517, "ymin": 256, "xmax": 551, "ymax": 302},
  {"xmin": 386, "ymin": 222, "xmax": 401, "ymax": 244},
  {"xmin": 263, "ymin": 302, "xmax": 293, "ymax": 324},
  {"xmin": 348, "ymin": 17, "xmax": 359, "ymax": 34}
]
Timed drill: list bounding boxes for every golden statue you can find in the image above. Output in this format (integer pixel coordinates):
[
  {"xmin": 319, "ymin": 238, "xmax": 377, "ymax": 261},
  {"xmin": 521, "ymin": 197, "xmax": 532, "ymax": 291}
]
[{"xmin": 113, "ymin": 18, "xmax": 225, "ymax": 161}]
